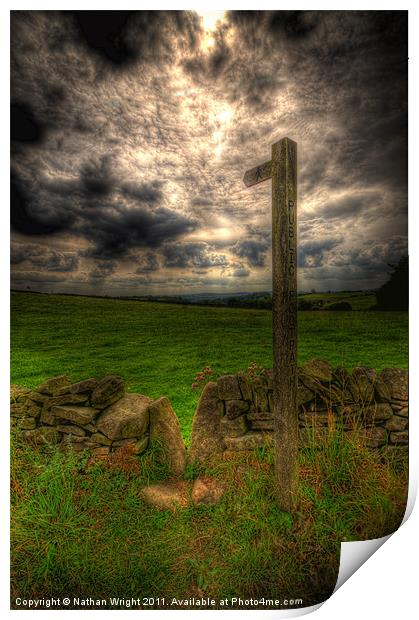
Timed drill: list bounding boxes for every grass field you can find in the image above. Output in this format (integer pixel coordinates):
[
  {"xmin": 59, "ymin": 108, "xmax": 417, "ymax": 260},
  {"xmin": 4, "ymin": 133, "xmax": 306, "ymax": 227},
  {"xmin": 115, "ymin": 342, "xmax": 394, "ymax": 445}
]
[
  {"xmin": 10, "ymin": 291, "xmax": 409, "ymax": 608},
  {"xmin": 299, "ymin": 291, "xmax": 376, "ymax": 310},
  {"xmin": 11, "ymin": 429, "xmax": 407, "ymax": 609},
  {"xmin": 11, "ymin": 292, "xmax": 408, "ymax": 439}
]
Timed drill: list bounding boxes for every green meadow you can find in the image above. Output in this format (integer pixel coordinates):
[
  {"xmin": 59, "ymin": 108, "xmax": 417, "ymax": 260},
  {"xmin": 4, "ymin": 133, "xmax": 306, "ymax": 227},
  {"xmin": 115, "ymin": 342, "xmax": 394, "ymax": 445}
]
[
  {"xmin": 11, "ymin": 291, "xmax": 408, "ymax": 439},
  {"xmin": 11, "ymin": 431, "xmax": 407, "ymax": 609},
  {"xmin": 10, "ymin": 291, "xmax": 408, "ymax": 608}
]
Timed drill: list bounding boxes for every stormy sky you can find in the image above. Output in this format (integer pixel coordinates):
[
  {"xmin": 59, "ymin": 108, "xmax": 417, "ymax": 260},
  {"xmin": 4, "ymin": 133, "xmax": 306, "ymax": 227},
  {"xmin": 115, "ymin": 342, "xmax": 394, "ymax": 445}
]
[{"xmin": 11, "ymin": 10, "xmax": 408, "ymax": 296}]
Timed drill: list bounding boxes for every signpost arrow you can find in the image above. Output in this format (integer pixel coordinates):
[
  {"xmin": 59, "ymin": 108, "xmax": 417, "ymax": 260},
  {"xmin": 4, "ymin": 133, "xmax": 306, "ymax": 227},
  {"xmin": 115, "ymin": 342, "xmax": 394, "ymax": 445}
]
[
  {"xmin": 243, "ymin": 160, "xmax": 272, "ymax": 188},
  {"xmin": 243, "ymin": 137, "xmax": 298, "ymax": 513}
]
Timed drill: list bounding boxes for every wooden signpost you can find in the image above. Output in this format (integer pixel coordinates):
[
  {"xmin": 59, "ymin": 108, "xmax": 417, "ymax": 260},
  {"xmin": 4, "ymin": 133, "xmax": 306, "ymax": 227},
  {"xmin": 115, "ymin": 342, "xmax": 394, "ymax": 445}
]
[{"xmin": 243, "ymin": 137, "xmax": 298, "ymax": 513}]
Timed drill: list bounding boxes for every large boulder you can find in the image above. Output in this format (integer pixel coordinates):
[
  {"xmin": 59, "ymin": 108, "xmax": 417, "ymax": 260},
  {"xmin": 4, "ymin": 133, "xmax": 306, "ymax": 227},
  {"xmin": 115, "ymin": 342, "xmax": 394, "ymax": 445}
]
[
  {"xmin": 148, "ymin": 397, "xmax": 186, "ymax": 476},
  {"xmin": 96, "ymin": 393, "xmax": 151, "ymax": 440},
  {"xmin": 190, "ymin": 382, "xmax": 225, "ymax": 464},
  {"xmin": 139, "ymin": 481, "xmax": 189, "ymax": 512},
  {"xmin": 192, "ymin": 477, "xmax": 226, "ymax": 506}
]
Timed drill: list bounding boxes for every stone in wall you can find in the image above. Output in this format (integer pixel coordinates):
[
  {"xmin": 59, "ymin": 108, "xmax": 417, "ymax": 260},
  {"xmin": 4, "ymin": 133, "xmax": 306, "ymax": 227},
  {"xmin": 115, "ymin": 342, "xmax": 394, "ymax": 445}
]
[
  {"xmin": 190, "ymin": 381, "xmax": 225, "ymax": 464},
  {"xmin": 190, "ymin": 361, "xmax": 409, "ymax": 459},
  {"xmin": 351, "ymin": 367, "xmax": 375, "ymax": 404},
  {"xmin": 10, "ymin": 385, "xmax": 33, "ymax": 403},
  {"xmin": 379, "ymin": 368, "xmax": 408, "ymax": 402},
  {"xmin": 251, "ymin": 376, "xmax": 270, "ymax": 412},
  {"xmin": 302, "ymin": 359, "xmax": 332, "ymax": 383},
  {"xmin": 384, "ymin": 416, "xmax": 408, "ymax": 432},
  {"xmin": 91, "ymin": 375, "xmax": 125, "ymax": 408},
  {"xmin": 225, "ymin": 399, "xmax": 249, "ymax": 419},
  {"xmin": 389, "ymin": 431, "xmax": 408, "ymax": 445},
  {"xmin": 24, "ymin": 427, "xmax": 62, "ymax": 445},
  {"xmin": 96, "ymin": 394, "xmax": 151, "ymax": 440},
  {"xmin": 351, "ymin": 427, "xmax": 388, "ymax": 449},
  {"xmin": 37, "ymin": 375, "xmax": 71, "ymax": 396},
  {"xmin": 11, "ymin": 375, "xmax": 186, "ymax": 475},
  {"xmin": 52, "ymin": 405, "xmax": 100, "ymax": 426},
  {"xmin": 149, "ymin": 396, "xmax": 186, "ymax": 477},
  {"xmin": 220, "ymin": 415, "xmax": 248, "ymax": 437},
  {"xmin": 56, "ymin": 378, "xmax": 98, "ymax": 396},
  {"xmin": 217, "ymin": 375, "xmax": 242, "ymax": 401},
  {"xmin": 247, "ymin": 411, "xmax": 274, "ymax": 431},
  {"xmin": 224, "ymin": 432, "xmax": 273, "ymax": 451}
]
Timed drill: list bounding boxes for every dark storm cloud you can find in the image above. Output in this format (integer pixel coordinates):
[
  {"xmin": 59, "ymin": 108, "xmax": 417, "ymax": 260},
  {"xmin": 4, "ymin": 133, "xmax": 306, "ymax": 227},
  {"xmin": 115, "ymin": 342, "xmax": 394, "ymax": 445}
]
[
  {"xmin": 79, "ymin": 204, "xmax": 198, "ymax": 259},
  {"xmin": 11, "ymin": 171, "xmax": 75, "ymax": 236},
  {"xmin": 11, "ymin": 270, "xmax": 68, "ymax": 283},
  {"xmin": 313, "ymin": 195, "xmax": 367, "ymax": 220},
  {"xmin": 231, "ymin": 239, "xmax": 269, "ymax": 267},
  {"xmin": 72, "ymin": 10, "xmax": 201, "ymax": 69},
  {"xmin": 121, "ymin": 181, "xmax": 164, "ymax": 203},
  {"xmin": 135, "ymin": 253, "xmax": 160, "ymax": 274},
  {"xmin": 329, "ymin": 235, "xmax": 407, "ymax": 272},
  {"xmin": 11, "ymin": 242, "xmax": 79, "ymax": 271},
  {"xmin": 89, "ymin": 261, "xmax": 117, "ymax": 279},
  {"xmin": 11, "ymin": 102, "xmax": 46, "ymax": 144},
  {"xmin": 10, "ymin": 10, "xmax": 407, "ymax": 295},
  {"xmin": 229, "ymin": 263, "xmax": 250, "ymax": 278},
  {"xmin": 190, "ymin": 197, "xmax": 214, "ymax": 207},
  {"xmin": 12, "ymin": 143, "xmax": 195, "ymax": 259},
  {"xmin": 72, "ymin": 11, "xmax": 138, "ymax": 67},
  {"xmin": 299, "ymin": 237, "xmax": 343, "ymax": 269},
  {"xmin": 162, "ymin": 242, "xmax": 228, "ymax": 270},
  {"xmin": 80, "ymin": 156, "xmax": 115, "ymax": 197}
]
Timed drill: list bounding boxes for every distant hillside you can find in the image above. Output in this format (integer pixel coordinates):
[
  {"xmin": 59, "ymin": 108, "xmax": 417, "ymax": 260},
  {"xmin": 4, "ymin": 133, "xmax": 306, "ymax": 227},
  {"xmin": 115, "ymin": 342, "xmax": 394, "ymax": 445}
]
[
  {"xmin": 11, "ymin": 288, "xmax": 377, "ymax": 311},
  {"xmin": 123, "ymin": 290, "xmax": 376, "ymax": 311}
]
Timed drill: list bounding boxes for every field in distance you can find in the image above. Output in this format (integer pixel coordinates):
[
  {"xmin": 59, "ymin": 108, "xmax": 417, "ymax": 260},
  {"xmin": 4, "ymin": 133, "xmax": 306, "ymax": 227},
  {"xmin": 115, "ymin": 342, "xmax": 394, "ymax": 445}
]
[
  {"xmin": 11, "ymin": 291, "xmax": 407, "ymax": 438},
  {"xmin": 119, "ymin": 290, "xmax": 376, "ymax": 311},
  {"xmin": 298, "ymin": 291, "xmax": 376, "ymax": 311}
]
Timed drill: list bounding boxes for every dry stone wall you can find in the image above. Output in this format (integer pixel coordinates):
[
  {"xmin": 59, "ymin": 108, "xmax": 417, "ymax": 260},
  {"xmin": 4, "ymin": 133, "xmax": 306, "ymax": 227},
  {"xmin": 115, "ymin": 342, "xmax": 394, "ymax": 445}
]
[
  {"xmin": 10, "ymin": 375, "xmax": 186, "ymax": 475},
  {"xmin": 190, "ymin": 359, "xmax": 408, "ymax": 463},
  {"xmin": 11, "ymin": 361, "xmax": 408, "ymax": 470}
]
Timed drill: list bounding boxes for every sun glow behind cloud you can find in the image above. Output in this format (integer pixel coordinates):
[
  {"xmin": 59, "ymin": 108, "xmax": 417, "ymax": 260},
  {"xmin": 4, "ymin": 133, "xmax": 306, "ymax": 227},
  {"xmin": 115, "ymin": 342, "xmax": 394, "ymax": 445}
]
[
  {"xmin": 196, "ymin": 10, "xmax": 226, "ymax": 51},
  {"xmin": 10, "ymin": 11, "xmax": 408, "ymax": 296}
]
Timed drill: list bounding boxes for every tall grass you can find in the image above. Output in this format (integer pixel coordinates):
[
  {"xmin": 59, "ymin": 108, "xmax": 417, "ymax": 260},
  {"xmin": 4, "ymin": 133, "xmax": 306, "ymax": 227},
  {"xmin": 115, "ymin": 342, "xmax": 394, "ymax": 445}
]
[{"xmin": 11, "ymin": 427, "xmax": 407, "ymax": 609}]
